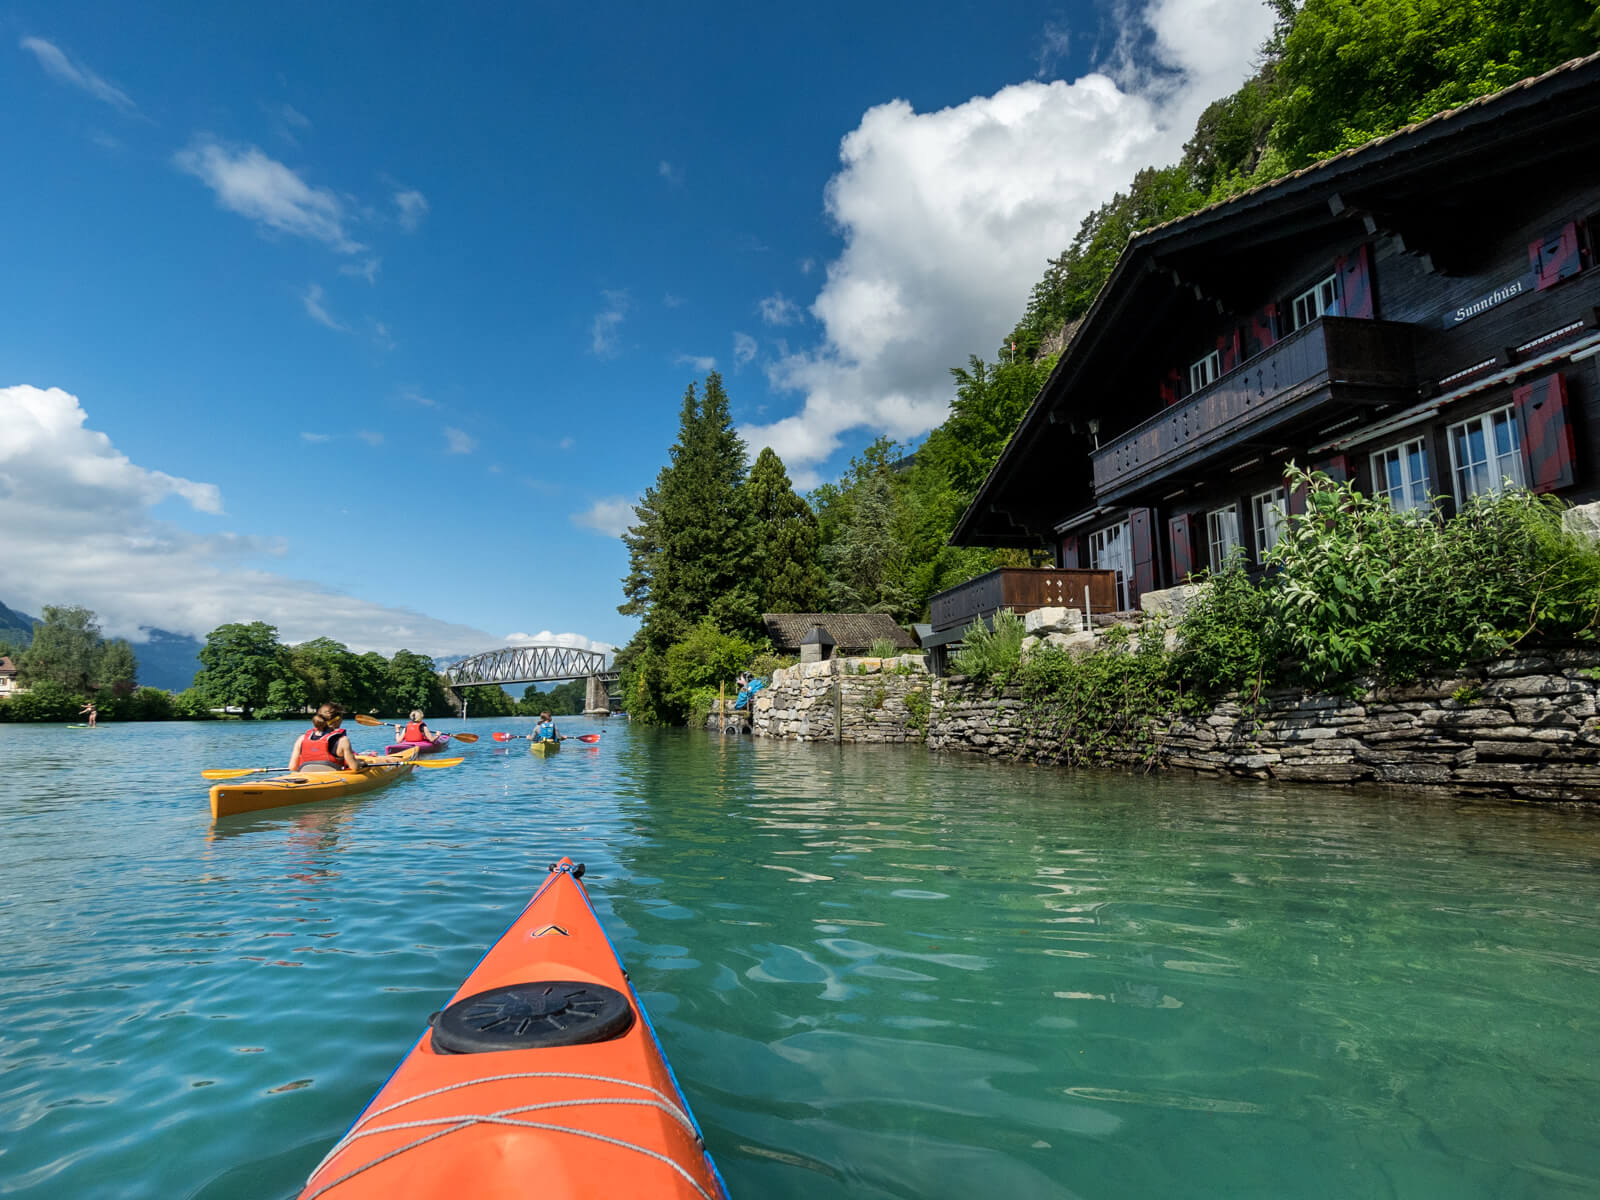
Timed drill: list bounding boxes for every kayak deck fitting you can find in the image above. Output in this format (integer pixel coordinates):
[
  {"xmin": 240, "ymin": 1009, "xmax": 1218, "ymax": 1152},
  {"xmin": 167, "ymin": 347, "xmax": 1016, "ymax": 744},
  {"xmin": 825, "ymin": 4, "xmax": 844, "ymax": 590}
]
[{"xmin": 299, "ymin": 859, "xmax": 727, "ymax": 1200}]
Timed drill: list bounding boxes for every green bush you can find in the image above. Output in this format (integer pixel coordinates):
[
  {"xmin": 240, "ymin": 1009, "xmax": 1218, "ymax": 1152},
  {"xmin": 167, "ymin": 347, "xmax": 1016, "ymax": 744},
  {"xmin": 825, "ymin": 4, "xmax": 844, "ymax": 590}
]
[
  {"xmin": 1173, "ymin": 553, "xmax": 1269, "ymax": 697},
  {"xmin": 951, "ymin": 610, "xmax": 1025, "ymax": 683},
  {"xmin": 2, "ymin": 680, "xmax": 85, "ymax": 722},
  {"xmin": 746, "ymin": 651, "xmax": 795, "ymax": 680},
  {"xmin": 904, "ymin": 687, "xmax": 931, "ymax": 734},
  {"xmin": 868, "ymin": 637, "xmax": 900, "ymax": 659},
  {"xmin": 172, "ymin": 687, "xmax": 217, "ymax": 719}
]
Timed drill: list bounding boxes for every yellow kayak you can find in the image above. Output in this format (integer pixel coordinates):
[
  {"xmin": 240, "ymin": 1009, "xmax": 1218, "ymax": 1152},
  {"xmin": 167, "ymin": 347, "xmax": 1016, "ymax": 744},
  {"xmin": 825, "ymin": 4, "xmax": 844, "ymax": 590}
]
[
  {"xmin": 529, "ymin": 738, "xmax": 560, "ymax": 756},
  {"xmin": 209, "ymin": 749, "xmax": 418, "ymax": 819}
]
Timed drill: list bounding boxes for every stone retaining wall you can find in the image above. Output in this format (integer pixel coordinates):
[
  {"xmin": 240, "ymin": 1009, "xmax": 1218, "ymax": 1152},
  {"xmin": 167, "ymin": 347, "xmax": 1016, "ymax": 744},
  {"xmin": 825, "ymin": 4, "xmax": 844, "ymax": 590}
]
[{"xmin": 751, "ymin": 649, "xmax": 1600, "ymax": 802}]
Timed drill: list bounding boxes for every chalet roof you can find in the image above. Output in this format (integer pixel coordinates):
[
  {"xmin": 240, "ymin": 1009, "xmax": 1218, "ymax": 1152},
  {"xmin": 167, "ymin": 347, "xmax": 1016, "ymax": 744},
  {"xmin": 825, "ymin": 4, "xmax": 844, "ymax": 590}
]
[
  {"xmin": 762, "ymin": 613, "xmax": 917, "ymax": 653},
  {"xmin": 953, "ymin": 51, "xmax": 1600, "ymax": 548},
  {"xmin": 0, "ymin": 656, "xmax": 14, "ymax": 676}
]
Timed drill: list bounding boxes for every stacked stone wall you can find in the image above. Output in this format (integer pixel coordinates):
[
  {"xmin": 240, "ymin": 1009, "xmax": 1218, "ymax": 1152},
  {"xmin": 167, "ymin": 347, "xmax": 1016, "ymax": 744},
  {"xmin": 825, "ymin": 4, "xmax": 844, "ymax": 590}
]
[{"xmin": 751, "ymin": 649, "xmax": 1600, "ymax": 803}]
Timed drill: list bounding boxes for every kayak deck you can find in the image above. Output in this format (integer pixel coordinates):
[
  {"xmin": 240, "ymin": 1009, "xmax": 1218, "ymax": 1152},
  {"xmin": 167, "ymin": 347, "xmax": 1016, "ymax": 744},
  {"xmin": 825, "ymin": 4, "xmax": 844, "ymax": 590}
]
[
  {"xmin": 300, "ymin": 860, "xmax": 726, "ymax": 1199},
  {"xmin": 530, "ymin": 738, "xmax": 560, "ymax": 756},
  {"xmin": 209, "ymin": 749, "xmax": 417, "ymax": 819},
  {"xmin": 384, "ymin": 734, "xmax": 450, "ymax": 755}
]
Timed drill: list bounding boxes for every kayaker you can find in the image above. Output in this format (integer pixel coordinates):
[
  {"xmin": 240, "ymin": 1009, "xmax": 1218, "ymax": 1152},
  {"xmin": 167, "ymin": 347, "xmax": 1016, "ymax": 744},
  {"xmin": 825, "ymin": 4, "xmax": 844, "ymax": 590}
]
[
  {"xmin": 396, "ymin": 710, "xmax": 440, "ymax": 745},
  {"xmin": 290, "ymin": 703, "xmax": 362, "ymax": 773},
  {"xmin": 533, "ymin": 711, "xmax": 558, "ymax": 743},
  {"xmin": 79, "ymin": 702, "xmax": 97, "ymax": 727}
]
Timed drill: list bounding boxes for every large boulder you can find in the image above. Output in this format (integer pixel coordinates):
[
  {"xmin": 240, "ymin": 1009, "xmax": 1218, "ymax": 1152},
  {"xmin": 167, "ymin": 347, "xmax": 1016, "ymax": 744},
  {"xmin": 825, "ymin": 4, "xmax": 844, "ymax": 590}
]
[
  {"xmin": 1023, "ymin": 607, "xmax": 1083, "ymax": 635},
  {"xmin": 1139, "ymin": 582, "xmax": 1209, "ymax": 621}
]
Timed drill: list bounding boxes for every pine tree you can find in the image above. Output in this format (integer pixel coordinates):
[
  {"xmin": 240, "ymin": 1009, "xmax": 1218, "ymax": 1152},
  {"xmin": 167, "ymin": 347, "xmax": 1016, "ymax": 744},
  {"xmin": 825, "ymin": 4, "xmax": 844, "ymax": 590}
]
[{"xmin": 743, "ymin": 447, "xmax": 826, "ymax": 614}]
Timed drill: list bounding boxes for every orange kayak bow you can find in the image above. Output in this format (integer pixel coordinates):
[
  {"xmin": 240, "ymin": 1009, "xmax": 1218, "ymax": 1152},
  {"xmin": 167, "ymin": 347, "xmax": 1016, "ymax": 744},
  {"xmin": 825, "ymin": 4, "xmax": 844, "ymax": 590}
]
[{"xmin": 300, "ymin": 859, "xmax": 728, "ymax": 1200}]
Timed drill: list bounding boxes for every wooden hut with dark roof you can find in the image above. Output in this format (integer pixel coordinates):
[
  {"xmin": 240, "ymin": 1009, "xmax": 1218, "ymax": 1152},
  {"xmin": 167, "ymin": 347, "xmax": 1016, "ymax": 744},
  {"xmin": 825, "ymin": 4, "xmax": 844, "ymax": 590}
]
[{"xmin": 762, "ymin": 614, "xmax": 918, "ymax": 657}]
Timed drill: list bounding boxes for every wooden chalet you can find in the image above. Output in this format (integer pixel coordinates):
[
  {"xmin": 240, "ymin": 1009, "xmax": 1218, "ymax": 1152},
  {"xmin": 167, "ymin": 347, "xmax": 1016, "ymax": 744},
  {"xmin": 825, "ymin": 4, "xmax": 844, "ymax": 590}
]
[{"xmin": 953, "ymin": 53, "xmax": 1600, "ymax": 609}]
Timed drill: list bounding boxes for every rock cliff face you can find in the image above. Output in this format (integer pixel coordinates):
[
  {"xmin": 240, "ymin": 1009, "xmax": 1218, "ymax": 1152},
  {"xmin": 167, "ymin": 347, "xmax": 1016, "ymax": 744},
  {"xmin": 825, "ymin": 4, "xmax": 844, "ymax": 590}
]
[{"xmin": 750, "ymin": 651, "xmax": 1600, "ymax": 804}]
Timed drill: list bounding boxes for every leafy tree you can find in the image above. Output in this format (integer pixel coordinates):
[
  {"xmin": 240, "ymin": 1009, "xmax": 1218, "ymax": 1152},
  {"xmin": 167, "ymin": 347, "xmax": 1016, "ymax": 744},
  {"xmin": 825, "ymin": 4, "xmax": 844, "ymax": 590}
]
[
  {"xmin": 387, "ymin": 649, "xmax": 452, "ymax": 716},
  {"xmin": 194, "ymin": 622, "xmax": 287, "ymax": 717},
  {"xmin": 18, "ymin": 606, "xmax": 104, "ymax": 693},
  {"xmin": 743, "ymin": 447, "xmax": 826, "ymax": 613},
  {"xmin": 3, "ymin": 679, "xmax": 82, "ymax": 722},
  {"xmin": 95, "ymin": 639, "xmax": 139, "ymax": 698},
  {"xmin": 660, "ymin": 621, "xmax": 757, "ymax": 726},
  {"xmin": 457, "ymin": 685, "xmax": 517, "ymax": 717},
  {"xmin": 923, "ymin": 354, "xmax": 1058, "ymax": 500},
  {"xmin": 519, "ymin": 680, "xmax": 587, "ymax": 716},
  {"xmin": 173, "ymin": 687, "xmax": 215, "ymax": 719}
]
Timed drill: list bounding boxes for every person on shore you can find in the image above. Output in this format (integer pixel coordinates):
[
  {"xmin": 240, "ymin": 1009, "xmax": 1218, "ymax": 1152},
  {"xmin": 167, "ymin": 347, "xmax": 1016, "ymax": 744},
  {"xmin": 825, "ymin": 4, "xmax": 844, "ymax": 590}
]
[
  {"xmin": 79, "ymin": 702, "xmax": 97, "ymax": 727},
  {"xmin": 290, "ymin": 703, "xmax": 363, "ymax": 773},
  {"xmin": 533, "ymin": 711, "xmax": 559, "ymax": 743},
  {"xmin": 397, "ymin": 709, "xmax": 440, "ymax": 746}
]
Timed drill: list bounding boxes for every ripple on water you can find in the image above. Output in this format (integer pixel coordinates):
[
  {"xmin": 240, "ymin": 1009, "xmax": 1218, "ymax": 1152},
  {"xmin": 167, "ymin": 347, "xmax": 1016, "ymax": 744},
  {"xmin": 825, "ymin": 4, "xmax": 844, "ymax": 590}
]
[{"xmin": 2, "ymin": 724, "xmax": 1600, "ymax": 1198}]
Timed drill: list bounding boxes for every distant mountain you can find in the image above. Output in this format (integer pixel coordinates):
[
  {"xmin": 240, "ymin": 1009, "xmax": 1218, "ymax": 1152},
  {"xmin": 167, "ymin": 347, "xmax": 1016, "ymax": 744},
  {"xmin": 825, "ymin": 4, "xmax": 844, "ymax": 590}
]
[
  {"xmin": 0, "ymin": 600, "xmax": 38, "ymax": 648},
  {"xmin": 133, "ymin": 628, "xmax": 204, "ymax": 693}
]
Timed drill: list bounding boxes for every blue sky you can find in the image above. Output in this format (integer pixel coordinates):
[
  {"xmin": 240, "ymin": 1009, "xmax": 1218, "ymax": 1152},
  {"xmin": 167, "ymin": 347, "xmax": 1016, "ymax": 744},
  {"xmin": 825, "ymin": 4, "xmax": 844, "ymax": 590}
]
[{"xmin": 0, "ymin": 0, "xmax": 1271, "ymax": 657}]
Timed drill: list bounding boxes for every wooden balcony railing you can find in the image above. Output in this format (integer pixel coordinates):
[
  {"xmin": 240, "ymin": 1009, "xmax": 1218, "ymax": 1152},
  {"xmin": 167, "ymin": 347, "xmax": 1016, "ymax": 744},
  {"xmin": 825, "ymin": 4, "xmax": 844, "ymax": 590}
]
[
  {"xmin": 1090, "ymin": 317, "xmax": 1416, "ymax": 497},
  {"xmin": 929, "ymin": 568, "xmax": 1119, "ymax": 633}
]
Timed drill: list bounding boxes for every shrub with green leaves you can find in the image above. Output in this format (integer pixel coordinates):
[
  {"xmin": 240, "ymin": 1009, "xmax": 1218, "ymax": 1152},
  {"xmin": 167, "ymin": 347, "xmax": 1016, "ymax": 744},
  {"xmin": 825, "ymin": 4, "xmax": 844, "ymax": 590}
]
[
  {"xmin": 868, "ymin": 637, "xmax": 900, "ymax": 659},
  {"xmin": 1173, "ymin": 553, "xmax": 1269, "ymax": 697},
  {"xmin": 951, "ymin": 610, "xmax": 1025, "ymax": 683}
]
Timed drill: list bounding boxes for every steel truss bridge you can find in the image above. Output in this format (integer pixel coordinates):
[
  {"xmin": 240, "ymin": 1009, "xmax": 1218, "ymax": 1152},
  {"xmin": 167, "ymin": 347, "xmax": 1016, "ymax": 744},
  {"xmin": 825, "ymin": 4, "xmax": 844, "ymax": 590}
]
[{"xmin": 444, "ymin": 644, "xmax": 614, "ymax": 688}]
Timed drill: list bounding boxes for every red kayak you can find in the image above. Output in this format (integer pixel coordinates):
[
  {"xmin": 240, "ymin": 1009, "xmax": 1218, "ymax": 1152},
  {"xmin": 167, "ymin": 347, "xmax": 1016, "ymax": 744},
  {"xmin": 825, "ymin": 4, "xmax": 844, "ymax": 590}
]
[
  {"xmin": 300, "ymin": 858, "xmax": 728, "ymax": 1200},
  {"xmin": 384, "ymin": 734, "xmax": 450, "ymax": 756}
]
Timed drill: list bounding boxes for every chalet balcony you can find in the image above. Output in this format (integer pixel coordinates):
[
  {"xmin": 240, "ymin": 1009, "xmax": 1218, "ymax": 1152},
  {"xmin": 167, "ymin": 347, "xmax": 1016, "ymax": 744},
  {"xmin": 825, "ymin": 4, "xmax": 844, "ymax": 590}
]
[
  {"xmin": 1090, "ymin": 316, "xmax": 1417, "ymax": 500},
  {"xmin": 928, "ymin": 567, "xmax": 1120, "ymax": 634}
]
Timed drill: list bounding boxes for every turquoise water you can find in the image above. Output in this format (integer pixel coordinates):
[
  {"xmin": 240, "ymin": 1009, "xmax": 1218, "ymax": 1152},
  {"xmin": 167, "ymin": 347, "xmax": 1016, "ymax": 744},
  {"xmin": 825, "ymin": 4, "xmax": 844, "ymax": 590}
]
[{"xmin": 2, "ymin": 719, "xmax": 1599, "ymax": 1198}]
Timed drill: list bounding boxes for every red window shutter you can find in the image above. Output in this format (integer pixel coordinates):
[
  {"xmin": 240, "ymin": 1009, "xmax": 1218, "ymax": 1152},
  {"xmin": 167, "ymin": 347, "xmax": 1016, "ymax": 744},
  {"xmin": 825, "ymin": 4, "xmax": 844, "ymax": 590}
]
[
  {"xmin": 1128, "ymin": 507, "xmax": 1156, "ymax": 603},
  {"xmin": 1514, "ymin": 373, "xmax": 1577, "ymax": 492},
  {"xmin": 1216, "ymin": 328, "xmax": 1241, "ymax": 374},
  {"xmin": 1159, "ymin": 367, "xmax": 1180, "ymax": 407},
  {"xmin": 1168, "ymin": 513, "xmax": 1202, "ymax": 582},
  {"xmin": 1333, "ymin": 245, "xmax": 1374, "ymax": 319},
  {"xmin": 1060, "ymin": 535, "xmax": 1081, "ymax": 568},
  {"xmin": 1241, "ymin": 302, "xmax": 1278, "ymax": 359},
  {"xmin": 1529, "ymin": 222, "xmax": 1581, "ymax": 290},
  {"xmin": 1314, "ymin": 454, "xmax": 1352, "ymax": 484}
]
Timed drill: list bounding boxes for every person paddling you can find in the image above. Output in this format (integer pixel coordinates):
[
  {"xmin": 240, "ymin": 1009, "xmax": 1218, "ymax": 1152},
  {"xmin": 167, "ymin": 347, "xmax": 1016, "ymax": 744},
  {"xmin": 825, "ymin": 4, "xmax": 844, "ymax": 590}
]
[
  {"xmin": 533, "ymin": 711, "xmax": 559, "ymax": 743},
  {"xmin": 290, "ymin": 703, "xmax": 362, "ymax": 773},
  {"xmin": 396, "ymin": 709, "xmax": 440, "ymax": 746},
  {"xmin": 79, "ymin": 702, "xmax": 97, "ymax": 728}
]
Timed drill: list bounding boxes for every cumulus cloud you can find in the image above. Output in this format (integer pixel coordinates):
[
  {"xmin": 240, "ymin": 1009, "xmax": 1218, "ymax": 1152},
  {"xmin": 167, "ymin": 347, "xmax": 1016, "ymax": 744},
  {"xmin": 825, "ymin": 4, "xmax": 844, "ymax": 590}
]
[
  {"xmin": 737, "ymin": 0, "xmax": 1274, "ymax": 476},
  {"xmin": 20, "ymin": 37, "xmax": 137, "ymax": 113},
  {"xmin": 302, "ymin": 283, "xmax": 347, "ymax": 331},
  {"xmin": 732, "ymin": 332, "xmax": 757, "ymax": 368},
  {"xmin": 572, "ymin": 496, "xmax": 635, "ymax": 538},
  {"xmin": 674, "ymin": 353, "xmax": 717, "ymax": 372},
  {"xmin": 393, "ymin": 187, "xmax": 429, "ymax": 231},
  {"xmin": 504, "ymin": 630, "xmax": 616, "ymax": 655},
  {"xmin": 591, "ymin": 289, "xmax": 629, "ymax": 357},
  {"xmin": 174, "ymin": 137, "xmax": 362, "ymax": 253},
  {"xmin": 758, "ymin": 292, "xmax": 803, "ymax": 326},
  {"xmin": 0, "ymin": 385, "xmax": 508, "ymax": 654},
  {"xmin": 444, "ymin": 426, "xmax": 475, "ymax": 454}
]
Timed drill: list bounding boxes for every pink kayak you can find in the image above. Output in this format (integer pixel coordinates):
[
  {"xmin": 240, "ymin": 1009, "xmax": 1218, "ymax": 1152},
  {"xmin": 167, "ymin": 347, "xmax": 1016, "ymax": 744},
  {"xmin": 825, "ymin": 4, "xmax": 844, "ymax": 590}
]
[{"xmin": 384, "ymin": 733, "xmax": 451, "ymax": 756}]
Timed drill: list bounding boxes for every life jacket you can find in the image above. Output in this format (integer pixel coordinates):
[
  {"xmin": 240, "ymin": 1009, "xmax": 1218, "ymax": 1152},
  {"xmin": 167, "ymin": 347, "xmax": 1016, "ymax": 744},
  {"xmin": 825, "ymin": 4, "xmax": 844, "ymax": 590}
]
[
  {"xmin": 300, "ymin": 727, "xmax": 349, "ymax": 769},
  {"xmin": 534, "ymin": 721, "xmax": 556, "ymax": 741},
  {"xmin": 402, "ymin": 721, "xmax": 430, "ymax": 743}
]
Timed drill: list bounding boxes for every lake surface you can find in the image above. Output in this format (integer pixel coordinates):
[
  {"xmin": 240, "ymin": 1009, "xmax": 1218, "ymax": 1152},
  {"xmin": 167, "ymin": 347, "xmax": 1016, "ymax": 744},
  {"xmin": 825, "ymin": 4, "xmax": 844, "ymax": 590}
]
[{"xmin": 2, "ymin": 718, "xmax": 1599, "ymax": 1198}]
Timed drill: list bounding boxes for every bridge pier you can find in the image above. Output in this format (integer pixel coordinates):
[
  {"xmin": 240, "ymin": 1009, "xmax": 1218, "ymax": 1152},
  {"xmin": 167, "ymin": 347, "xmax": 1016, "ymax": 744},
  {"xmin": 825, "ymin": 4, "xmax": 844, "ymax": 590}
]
[{"xmin": 584, "ymin": 675, "xmax": 610, "ymax": 717}]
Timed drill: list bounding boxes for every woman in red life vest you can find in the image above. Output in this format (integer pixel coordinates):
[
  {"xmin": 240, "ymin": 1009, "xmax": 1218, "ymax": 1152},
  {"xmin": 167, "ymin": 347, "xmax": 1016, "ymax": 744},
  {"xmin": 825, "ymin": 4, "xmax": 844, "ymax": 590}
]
[
  {"xmin": 290, "ymin": 703, "xmax": 362, "ymax": 773},
  {"xmin": 396, "ymin": 709, "xmax": 439, "ymax": 746}
]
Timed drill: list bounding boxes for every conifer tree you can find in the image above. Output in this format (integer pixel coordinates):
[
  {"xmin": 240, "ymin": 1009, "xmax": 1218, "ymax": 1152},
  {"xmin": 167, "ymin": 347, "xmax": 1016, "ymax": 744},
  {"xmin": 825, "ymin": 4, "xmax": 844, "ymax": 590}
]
[{"xmin": 743, "ymin": 447, "xmax": 826, "ymax": 614}]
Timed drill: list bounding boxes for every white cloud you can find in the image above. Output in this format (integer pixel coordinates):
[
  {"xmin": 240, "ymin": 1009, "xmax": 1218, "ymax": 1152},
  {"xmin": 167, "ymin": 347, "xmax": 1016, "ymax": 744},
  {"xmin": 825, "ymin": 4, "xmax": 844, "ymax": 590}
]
[
  {"xmin": 732, "ymin": 331, "xmax": 757, "ymax": 368},
  {"xmin": 444, "ymin": 426, "xmax": 475, "ymax": 454},
  {"xmin": 300, "ymin": 432, "xmax": 331, "ymax": 443},
  {"xmin": 340, "ymin": 257, "xmax": 381, "ymax": 283},
  {"xmin": 393, "ymin": 187, "xmax": 429, "ymax": 231},
  {"xmin": 738, "ymin": 0, "xmax": 1274, "ymax": 474},
  {"xmin": 370, "ymin": 319, "xmax": 396, "ymax": 351},
  {"xmin": 174, "ymin": 137, "xmax": 362, "ymax": 253},
  {"xmin": 356, "ymin": 430, "xmax": 384, "ymax": 446},
  {"xmin": 504, "ymin": 630, "xmax": 616, "ymax": 655},
  {"xmin": 572, "ymin": 496, "xmax": 635, "ymax": 538},
  {"xmin": 301, "ymin": 283, "xmax": 347, "ymax": 331},
  {"xmin": 0, "ymin": 385, "xmax": 514, "ymax": 655},
  {"xmin": 758, "ymin": 292, "xmax": 802, "ymax": 326},
  {"xmin": 663, "ymin": 293, "xmax": 685, "ymax": 308},
  {"xmin": 658, "ymin": 160, "xmax": 684, "ymax": 186},
  {"xmin": 591, "ymin": 289, "xmax": 629, "ymax": 357},
  {"xmin": 798, "ymin": 257, "xmax": 815, "ymax": 275},
  {"xmin": 673, "ymin": 353, "xmax": 717, "ymax": 372},
  {"xmin": 281, "ymin": 104, "xmax": 311, "ymax": 130},
  {"xmin": 20, "ymin": 37, "xmax": 137, "ymax": 113},
  {"xmin": 558, "ymin": 436, "xmax": 575, "ymax": 451},
  {"xmin": 403, "ymin": 389, "xmax": 436, "ymax": 407}
]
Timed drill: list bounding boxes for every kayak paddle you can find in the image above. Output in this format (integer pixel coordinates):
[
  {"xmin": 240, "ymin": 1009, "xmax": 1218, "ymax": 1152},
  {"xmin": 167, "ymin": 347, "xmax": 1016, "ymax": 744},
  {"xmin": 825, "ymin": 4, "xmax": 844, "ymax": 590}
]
[
  {"xmin": 351, "ymin": 713, "xmax": 479, "ymax": 742},
  {"xmin": 202, "ymin": 757, "xmax": 465, "ymax": 779},
  {"xmin": 492, "ymin": 731, "xmax": 602, "ymax": 743}
]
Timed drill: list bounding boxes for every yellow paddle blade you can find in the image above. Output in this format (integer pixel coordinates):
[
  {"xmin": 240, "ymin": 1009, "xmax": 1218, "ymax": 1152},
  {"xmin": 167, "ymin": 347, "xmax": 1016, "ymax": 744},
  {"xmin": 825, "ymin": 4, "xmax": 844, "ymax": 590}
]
[
  {"xmin": 412, "ymin": 756, "xmax": 464, "ymax": 768},
  {"xmin": 351, "ymin": 713, "xmax": 389, "ymax": 727}
]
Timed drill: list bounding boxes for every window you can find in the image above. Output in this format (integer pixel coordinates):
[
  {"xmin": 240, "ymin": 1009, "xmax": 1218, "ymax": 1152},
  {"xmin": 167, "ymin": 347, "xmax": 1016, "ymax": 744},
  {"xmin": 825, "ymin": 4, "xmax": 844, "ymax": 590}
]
[
  {"xmin": 1291, "ymin": 273, "xmax": 1339, "ymax": 330},
  {"xmin": 1448, "ymin": 407, "xmax": 1523, "ymax": 501},
  {"xmin": 1189, "ymin": 350, "xmax": 1221, "ymax": 393},
  {"xmin": 1370, "ymin": 439, "xmax": 1431, "ymax": 512},
  {"xmin": 1207, "ymin": 504, "xmax": 1240, "ymax": 571},
  {"xmin": 1089, "ymin": 520, "xmax": 1132, "ymax": 611},
  {"xmin": 1251, "ymin": 488, "xmax": 1287, "ymax": 563}
]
